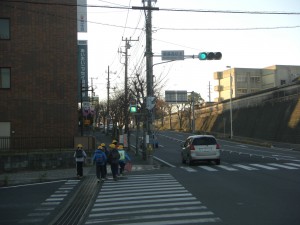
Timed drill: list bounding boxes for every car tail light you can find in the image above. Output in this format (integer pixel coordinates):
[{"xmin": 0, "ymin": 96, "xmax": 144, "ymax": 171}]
[
  {"xmin": 216, "ymin": 143, "xmax": 221, "ymax": 149},
  {"xmin": 190, "ymin": 144, "xmax": 195, "ymax": 150}
]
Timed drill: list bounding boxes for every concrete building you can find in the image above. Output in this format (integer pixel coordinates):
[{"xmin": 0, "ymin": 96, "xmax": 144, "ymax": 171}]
[
  {"xmin": 214, "ymin": 65, "xmax": 300, "ymax": 102},
  {"xmin": 0, "ymin": 0, "xmax": 78, "ymax": 148}
]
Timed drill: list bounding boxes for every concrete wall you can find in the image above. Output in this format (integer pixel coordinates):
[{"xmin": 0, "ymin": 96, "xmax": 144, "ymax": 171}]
[{"xmin": 160, "ymin": 83, "xmax": 300, "ymax": 144}]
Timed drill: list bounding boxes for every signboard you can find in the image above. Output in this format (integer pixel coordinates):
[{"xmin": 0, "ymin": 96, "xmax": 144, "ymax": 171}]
[
  {"xmin": 77, "ymin": 0, "xmax": 87, "ymax": 32},
  {"xmin": 165, "ymin": 90, "xmax": 188, "ymax": 103},
  {"xmin": 78, "ymin": 40, "xmax": 88, "ymax": 101},
  {"xmin": 82, "ymin": 101, "xmax": 90, "ymax": 116},
  {"xmin": 161, "ymin": 50, "xmax": 184, "ymax": 61}
]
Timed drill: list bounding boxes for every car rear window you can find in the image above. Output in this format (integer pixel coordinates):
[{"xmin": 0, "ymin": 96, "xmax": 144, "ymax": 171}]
[{"xmin": 193, "ymin": 137, "xmax": 216, "ymax": 145}]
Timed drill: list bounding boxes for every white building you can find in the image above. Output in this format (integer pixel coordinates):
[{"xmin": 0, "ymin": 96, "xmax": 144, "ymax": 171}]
[{"xmin": 214, "ymin": 65, "xmax": 300, "ymax": 102}]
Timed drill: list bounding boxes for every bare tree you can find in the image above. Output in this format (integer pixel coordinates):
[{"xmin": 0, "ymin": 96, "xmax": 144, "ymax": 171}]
[{"xmin": 166, "ymin": 104, "xmax": 173, "ymax": 130}]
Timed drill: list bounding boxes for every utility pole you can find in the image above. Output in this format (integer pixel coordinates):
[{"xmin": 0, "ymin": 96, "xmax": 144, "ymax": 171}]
[
  {"xmin": 145, "ymin": 0, "xmax": 157, "ymax": 164},
  {"xmin": 133, "ymin": 0, "xmax": 158, "ymax": 163},
  {"xmin": 121, "ymin": 37, "xmax": 138, "ymax": 149},
  {"xmin": 105, "ymin": 66, "xmax": 116, "ymax": 135}
]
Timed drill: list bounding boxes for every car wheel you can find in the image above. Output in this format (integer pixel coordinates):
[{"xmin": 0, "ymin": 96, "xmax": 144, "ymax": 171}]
[{"xmin": 215, "ymin": 159, "xmax": 220, "ymax": 165}]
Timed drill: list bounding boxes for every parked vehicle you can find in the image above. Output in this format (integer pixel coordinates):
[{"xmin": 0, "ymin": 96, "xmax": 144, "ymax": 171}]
[{"xmin": 181, "ymin": 135, "xmax": 221, "ymax": 165}]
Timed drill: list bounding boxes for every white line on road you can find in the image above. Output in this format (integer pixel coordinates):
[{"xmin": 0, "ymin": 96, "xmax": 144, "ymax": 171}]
[
  {"xmin": 233, "ymin": 164, "xmax": 259, "ymax": 170},
  {"xmin": 250, "ymin": 164, "xmax": 278, "ymax": 170},
  {"xmin": 268, "ymin": 163, "xmax": 298, "ymax": 170},
  {"xmin": 198, "ymin": 166, "xmax": 218, "ymax": 171},
  {"xmin": 217, "ymin": 165, "xmax": 238, "ymax": 171}
]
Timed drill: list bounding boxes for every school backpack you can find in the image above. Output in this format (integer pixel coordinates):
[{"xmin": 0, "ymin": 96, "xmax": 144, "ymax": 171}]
[
  {"xmin": 109, "ymin": 149, "xmax": 120, "ymax": 164},
  {"xmin": 95, "ymin": 152, "xmax": 105, "ymax": 165},
  {"xmin": 76, "ymin": 149, "xmax": 83, "ymax": 158}
]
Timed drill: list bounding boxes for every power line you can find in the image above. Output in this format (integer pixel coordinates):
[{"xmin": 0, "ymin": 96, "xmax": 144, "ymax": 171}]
[
  {"xmin": 2, "ymin": 1, "xmax": 299, "ymax": 31},
  {"xmin": 3, "ymin": 0, "xmax": 300, "ymax": 15},
  {"xmin": 155, "ymin": 25, "xmax": 300, "ymax": 31},
  {"xmin": 159, "ymin": 8, "xmax": 300, "ymax": 15}
]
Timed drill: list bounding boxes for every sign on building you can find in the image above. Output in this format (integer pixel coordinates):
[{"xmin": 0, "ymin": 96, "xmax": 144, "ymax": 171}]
[
  {"xmin": 77, "ymin": 0, "xmax": 87, "ymax": 32},
  {"xmin": 78, "ymin": 40, "xmax": 88, "ymax": 101}
]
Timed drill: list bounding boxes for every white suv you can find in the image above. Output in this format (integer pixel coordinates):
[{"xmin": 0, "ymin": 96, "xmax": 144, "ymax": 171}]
[{"xmin": 181, "ymin": 135, "xmax": 221, "ymax": 165}]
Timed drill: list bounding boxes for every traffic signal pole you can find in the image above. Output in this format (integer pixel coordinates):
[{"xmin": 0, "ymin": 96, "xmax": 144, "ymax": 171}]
[{"xmin": 145, "ymin": 0, "xmax": 157, "ymax": 164}]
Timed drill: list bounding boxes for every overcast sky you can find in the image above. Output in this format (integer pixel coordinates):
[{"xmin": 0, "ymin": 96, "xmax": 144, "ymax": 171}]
[{"xmin": 78, "ymin": 0, "xmax": 300, "ymax": 102}]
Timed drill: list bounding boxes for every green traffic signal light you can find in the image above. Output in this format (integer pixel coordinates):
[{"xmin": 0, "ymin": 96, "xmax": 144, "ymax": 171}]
[
  {"xmin": 199, "ymin": 52, "xmax": 207, "ymax": 60},
  {"xmin": 130, "ymin": 105, "xmax": 137, "ymax": 113},
  {"xmin": 198, "ymin": 52, "xmax": 222, "ymax": 60}
]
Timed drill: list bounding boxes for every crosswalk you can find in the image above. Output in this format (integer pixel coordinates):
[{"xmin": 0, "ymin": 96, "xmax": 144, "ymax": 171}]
[
  {"xmin": 180, "ymin": 162, "xmax": 300, "ymax": 173},
  {"xmin": 85, "ymin": 174, "xmax": 221, "ymax": 225},
  {"xmin": 19, "ymin": 179, "xmax": 80, "ymax": 224}
]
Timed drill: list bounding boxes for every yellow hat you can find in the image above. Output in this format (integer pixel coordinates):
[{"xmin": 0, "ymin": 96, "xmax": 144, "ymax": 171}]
[
  {"xmin": 109, "ymin": 143, "xmax": 116, "ymax": 149},
  {"xmin": 77, "ymin": 144, "xmax": 83, "ymax": 148},
  {"xmin": 97, "ymin": 145, "xmax": 103, "ymax": 149},
  {"xmin": 100, "ymin": 143, "xmax": 106, "ymax": 147},
  {"xmin": 112, "ymin": 139, "xmax": 117, "ymax": 144},
  {"xmin": 118, "ymin": 145, "xmax": 124, "ymax": 149}
]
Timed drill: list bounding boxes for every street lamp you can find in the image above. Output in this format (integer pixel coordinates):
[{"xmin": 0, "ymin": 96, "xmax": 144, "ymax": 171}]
[{"xmin": 226, "ymin": 66, "xmax": 233, "ymax": 139}]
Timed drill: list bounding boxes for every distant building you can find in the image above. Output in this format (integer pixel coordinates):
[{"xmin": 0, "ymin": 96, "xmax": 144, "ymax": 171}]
[
  {"xmin": 214, "ymin": 65, "xmax": 300, "ymax": 102},
  {"xmin": 0, "ymin": 0, "xmax": 78, "ymax": 148}
]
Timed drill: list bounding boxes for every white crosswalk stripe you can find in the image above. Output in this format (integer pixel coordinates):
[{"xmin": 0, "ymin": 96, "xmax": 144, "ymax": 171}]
[
  {"xmin": 285, "ymin": 162, "xmax": 300, "ymax": 168},
  {"xmin": 180, "ymin": 166, "xmax": 198, "ymax": 172},
  {"xmin": 198, "ymin": 166, "xmax": 218, "ymax": 171},
  {"xmin": 232, "ymin": 164, "xmax": 259, "ymax": 171},
  {"xmin": 86, "ymin": 174, "xmax": 221, "ymax": 225},
  {"xmin": 268, "ymin": 163, "xmax": 299, "ymax": 169},
  {"xmin": 216, "ymin": 165, "xmax": 238, "ymax": 171},
  {"xmin": 180, "ymin": 162, "xmax": 300, "ymax": 173},
  {"xmin": 249, "ymin": 164, "xmax": 278, "ymax": 170},
  {"xmin": 19, "ymin": 179, "xmax": 80, "ymax": 224}
]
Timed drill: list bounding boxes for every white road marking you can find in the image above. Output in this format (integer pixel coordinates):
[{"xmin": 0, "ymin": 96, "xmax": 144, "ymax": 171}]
[
  {"xmin": 268, "ymin": 163, "xmax": 298, "ymax": 170},
  {"xmin": 217, "ymin": 165, "xmax": 238, "ymax": 171},
  {"xmin": 198, "ymin": 166, "xmax": 218, "ymax": 171},
  {"xmin": 233, "ymin": 164, "xmax": 259, "ymax": 171},
  {"xmin": 250, "ymin": 164, "xmax": 278, "ymax": 170}
]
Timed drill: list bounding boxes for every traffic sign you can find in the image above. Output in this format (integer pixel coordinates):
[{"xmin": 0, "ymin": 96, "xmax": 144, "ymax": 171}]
[{"xmin": 162, "ymin": 50, "xmax": 184, "ymax": 61}]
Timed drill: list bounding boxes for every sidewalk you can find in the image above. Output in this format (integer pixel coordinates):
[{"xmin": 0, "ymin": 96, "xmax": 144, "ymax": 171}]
[
  {"xmin": 0, "ymin": 132, "xmax": 161, "ymax": 187},
  {"xmin": 0, "ymin": 152, "xmax": 160, "ymax": 187},
  {"xmin": 0, "ymin": 145, "xmax": 160, "ymax": 187}
]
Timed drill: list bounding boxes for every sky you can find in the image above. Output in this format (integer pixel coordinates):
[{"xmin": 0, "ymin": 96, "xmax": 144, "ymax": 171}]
[{"xmin": 78, "ymin": 0, "xmax": 300, "ymax": 102}]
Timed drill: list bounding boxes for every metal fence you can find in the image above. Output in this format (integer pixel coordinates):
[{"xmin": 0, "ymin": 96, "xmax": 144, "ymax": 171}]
[{"xmin": 0, "ymin": 136, "xmax": 74, "ymax": 151}]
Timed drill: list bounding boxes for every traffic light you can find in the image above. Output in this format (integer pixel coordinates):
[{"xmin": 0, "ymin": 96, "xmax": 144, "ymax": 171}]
[
  {"xmin": 198, "ymin": 52, "xmax": 222, "ymax": 60},
  {"xmin": 129, "ymin": 105, "xmax": 137, "ymax": 113}
]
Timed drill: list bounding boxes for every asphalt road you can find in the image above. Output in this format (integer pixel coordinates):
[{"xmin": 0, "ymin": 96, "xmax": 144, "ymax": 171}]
[
  {"xmin": 1, "ymin": 130, "xmax": 300, "ymax": 225},
  {"xmin": 151, "ymin": 130, "xmax": 300, "ymax": 225},
  {"xmin": 0, "ymin": 179, "xmax": 81, "ymax": 225}
]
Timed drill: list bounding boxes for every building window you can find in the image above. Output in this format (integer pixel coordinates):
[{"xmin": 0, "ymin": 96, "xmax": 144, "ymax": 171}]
[
  {"xmin": 237, "ymin": 75, "xmax": 246, "ymax": 82},
  {"xmin": 0, "ymin": 18, "xmax": 10, "ymax": 40},
  {"xmin": 250, "ymin": 76, "xmax": 261, "ymax": 83},
  {"xmin": 250, "ymin": 88, "xmax": 260, "ymax": 93},
  {"xmin": 280, "ymin": 80, "xmax": 286, "ymax": 85},
  {"xmin": 0, "ymin": 68, "xmax": 11, "ymax": 88},
  {"xmin": 237, "ymin": 88, "xmax": 247, "ymax": 94}
]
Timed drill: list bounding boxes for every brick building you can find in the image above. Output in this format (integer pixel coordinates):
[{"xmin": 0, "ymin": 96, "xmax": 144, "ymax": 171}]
[{"xmin": 0, "ymin": 0, "xmax": 78, "ymax": 149}]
